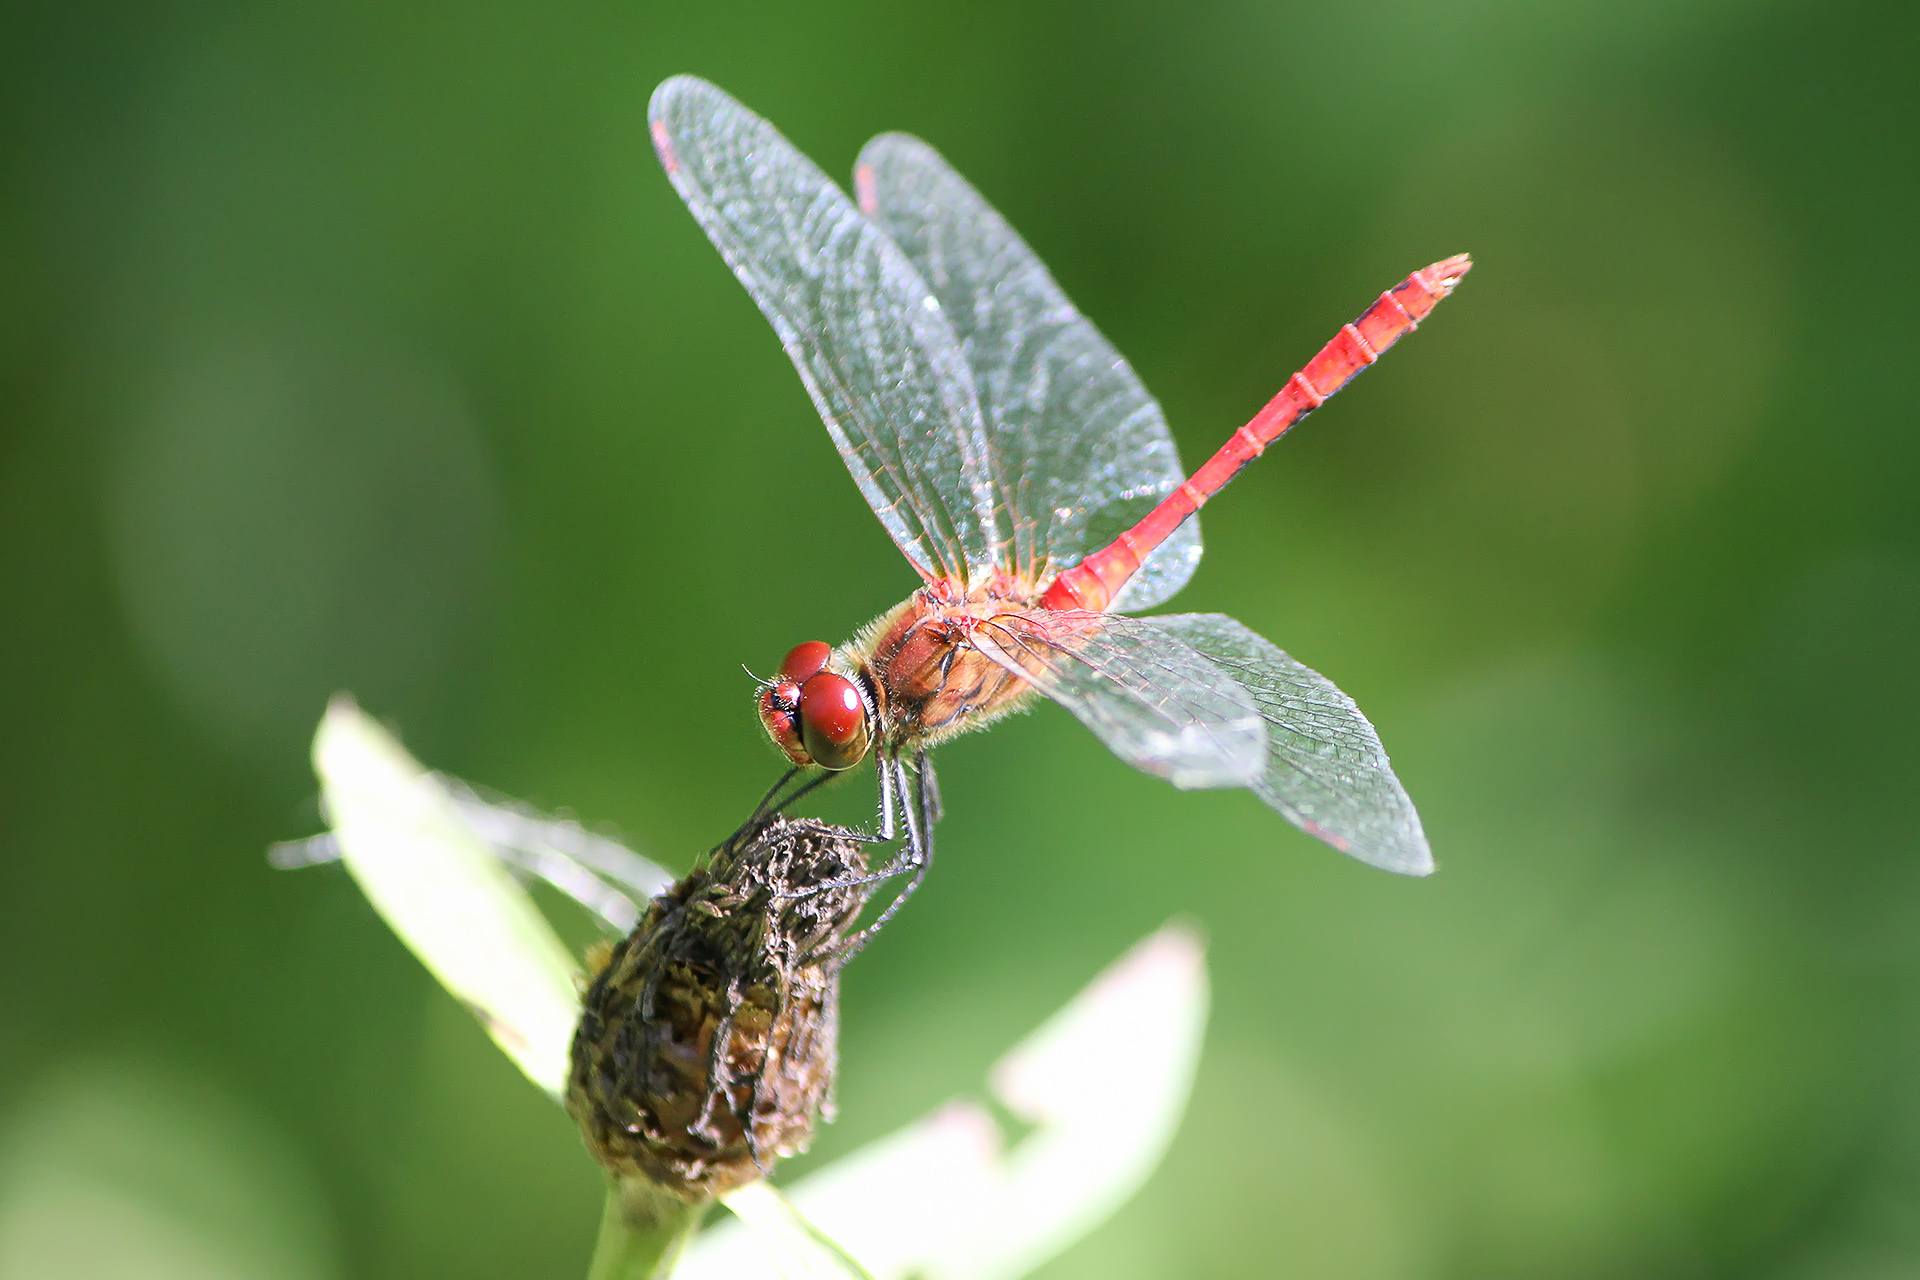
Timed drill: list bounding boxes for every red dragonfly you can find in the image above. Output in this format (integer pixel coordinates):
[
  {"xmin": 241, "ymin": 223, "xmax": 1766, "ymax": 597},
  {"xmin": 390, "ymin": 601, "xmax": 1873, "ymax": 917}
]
[{"xmin": 650, "ymin": 76, "xmax": 1467, "ymax": 920}]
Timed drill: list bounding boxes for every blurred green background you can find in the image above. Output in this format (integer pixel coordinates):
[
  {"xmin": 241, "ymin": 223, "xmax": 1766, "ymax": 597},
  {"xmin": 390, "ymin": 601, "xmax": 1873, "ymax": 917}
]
[{"xmin": 3, "ymin": 0, "xmax": 1917, "ymax": 1276}]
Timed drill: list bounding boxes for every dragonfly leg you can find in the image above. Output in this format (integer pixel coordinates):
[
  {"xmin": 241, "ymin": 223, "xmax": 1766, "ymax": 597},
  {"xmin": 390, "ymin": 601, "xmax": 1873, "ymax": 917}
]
[
  {"xmin": 778, "ymin": 752, "xmax": 927, "ymax": 905},
  {"xmin": 752, "ymin": 766, "xmax": 802, "ymax": 824},
  {"xmin": 766, "ymin": 768, "xmax": 833, "ymax": 819},
  {"xmin": 877, "ymin": 754, "xmax": 937, "ymax": 923},
  {"xmin": 919, "ymin": 753, "xmax": 943, "ymax": 825},
  {"xmin": 721, "ymin": 765, "xmax": 845, "ymax": 859},
  {"xmin": 875, "ymin": 754, "xmax": 899, "ymax": 841},
  {"xmin": 720, "ymin": 766, "xmax": 801, "ymax": 852},
  {"xmin": 828, "ymin": 754, "xmax": 938, "ymax": 959},
  {"xmin": 782, "ymin": 754, "xmax": 904, "ymax": 894}
]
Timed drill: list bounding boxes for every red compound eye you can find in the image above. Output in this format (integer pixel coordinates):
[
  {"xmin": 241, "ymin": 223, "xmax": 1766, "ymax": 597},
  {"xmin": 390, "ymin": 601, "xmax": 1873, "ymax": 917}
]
[
  {"xmin": 798, "ymin": 672, "xmax": 870, "ymax": 771},
  {"xmin": 758, "ymin": 681, "xmax": 807, "ymax": 764},
  {"xmin": 779, "ymin": 641, "xmax": 833, "ymax": 685}
]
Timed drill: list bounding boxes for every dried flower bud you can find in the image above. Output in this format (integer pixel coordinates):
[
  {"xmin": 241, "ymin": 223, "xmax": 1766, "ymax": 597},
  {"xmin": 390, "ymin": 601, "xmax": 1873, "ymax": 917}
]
[{"xmin": 566, "ymin": 816, "xmax": 876, "ymax": 1200}]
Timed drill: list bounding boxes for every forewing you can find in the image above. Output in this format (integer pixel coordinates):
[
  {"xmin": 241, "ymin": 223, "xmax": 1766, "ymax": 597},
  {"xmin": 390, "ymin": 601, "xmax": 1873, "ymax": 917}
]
[
  {"xmin": 968, "ymin": 611, "xmax": 1264, "ymax": 789},
  {"xmin": 855, "ymin": 134, "xmax": 1201, "ymax": 609},
  {"xmin": 1148, "ymin": 615, "xmax": 1432, "ymax": 875},
  {"xmin": 650, "ymin": 77, "xmax": 1002, "ymax": 584}
]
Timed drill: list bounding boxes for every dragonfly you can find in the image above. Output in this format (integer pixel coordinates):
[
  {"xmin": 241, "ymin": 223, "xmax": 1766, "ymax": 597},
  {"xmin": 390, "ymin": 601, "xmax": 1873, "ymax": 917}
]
[{"xmin": 650, "ymin": 76, "xmax": 1468, "ymax": 926}]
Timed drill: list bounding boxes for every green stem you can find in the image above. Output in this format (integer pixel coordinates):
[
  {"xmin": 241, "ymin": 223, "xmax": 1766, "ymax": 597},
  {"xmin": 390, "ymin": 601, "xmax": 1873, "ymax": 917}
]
[{"xmin": 586, "ymin": 1177, "xmax": 710, "ymax": 1280}]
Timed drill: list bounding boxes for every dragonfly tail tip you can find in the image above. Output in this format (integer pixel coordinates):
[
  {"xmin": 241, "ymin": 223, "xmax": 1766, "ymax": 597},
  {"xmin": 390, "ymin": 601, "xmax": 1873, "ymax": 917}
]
[{"xmin": 1427, "ymin": 253, "xmax": 1473, "ymax": 291}]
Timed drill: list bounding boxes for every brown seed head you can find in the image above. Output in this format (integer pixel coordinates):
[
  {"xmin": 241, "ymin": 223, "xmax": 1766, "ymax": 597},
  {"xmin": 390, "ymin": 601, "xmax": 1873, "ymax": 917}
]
[{"xmin": 565, "ymin": 815, "xmax": 874, "ymax": 1200}]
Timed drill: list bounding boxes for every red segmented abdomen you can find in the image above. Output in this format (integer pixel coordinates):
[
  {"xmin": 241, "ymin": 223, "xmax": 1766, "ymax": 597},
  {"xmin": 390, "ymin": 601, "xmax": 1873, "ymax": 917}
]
[{"xmin": 1041, "ymin": 254, "xmax": 1471, "ymax": 613}]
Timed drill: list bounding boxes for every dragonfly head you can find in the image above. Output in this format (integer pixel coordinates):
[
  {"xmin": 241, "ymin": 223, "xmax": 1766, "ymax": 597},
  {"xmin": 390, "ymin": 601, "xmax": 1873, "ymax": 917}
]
[{"xmin": 756, "ymin": 641, "xmax": 872, "ymax": 772}]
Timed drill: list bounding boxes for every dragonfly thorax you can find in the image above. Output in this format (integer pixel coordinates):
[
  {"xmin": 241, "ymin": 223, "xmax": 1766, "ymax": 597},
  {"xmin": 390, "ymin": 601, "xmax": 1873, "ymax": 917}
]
[{"xmin": 846, "ymin": 587, "xmax": 1042, "ymax": 756}]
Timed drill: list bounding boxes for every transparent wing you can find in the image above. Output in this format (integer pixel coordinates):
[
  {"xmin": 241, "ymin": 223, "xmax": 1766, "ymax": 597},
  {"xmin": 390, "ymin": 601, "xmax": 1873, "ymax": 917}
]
[
  {"xmin": 1148, "ymin": 615, "xmax": 1432, "ymax": 875},
  {"xmin": 855, "ymin": 134, "xmax": 1201, "ymax": 610},
  {"xmin": 649, "ymin": 76, "xmax": 1003, "ymax": 584},
  {"xmin": 968, "ymin": 611, "xmax": 1264, "ymax": 789}
]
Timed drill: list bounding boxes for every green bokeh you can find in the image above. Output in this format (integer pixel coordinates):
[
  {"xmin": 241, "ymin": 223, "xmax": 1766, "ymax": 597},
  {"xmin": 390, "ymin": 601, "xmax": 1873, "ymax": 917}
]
[{"xmin": 3, "ymin": 0, "xmax": 1916, "ymax": 1275}]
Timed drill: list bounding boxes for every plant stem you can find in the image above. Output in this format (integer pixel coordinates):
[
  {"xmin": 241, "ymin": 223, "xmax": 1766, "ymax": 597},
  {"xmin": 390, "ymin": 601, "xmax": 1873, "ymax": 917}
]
[{"xmin": 586, "ymin": 1177, "xmax": 710, "ymax": 1280}]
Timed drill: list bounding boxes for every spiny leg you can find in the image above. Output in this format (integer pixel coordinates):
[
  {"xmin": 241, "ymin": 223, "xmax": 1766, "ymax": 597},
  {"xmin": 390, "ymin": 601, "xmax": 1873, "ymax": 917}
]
[
  {"xmin": 722, "ymin": 767, "xmax": 799, "ymax": 852},
  {"xmin": 832, "ymin": 755, "xmax": 936, "ymax": 958},
  {"xmin": 780, "ymin": 753, "xmax": 915, "ymax": 901},
  {"xmin": 916, "ymin": 752, "xmax": 941, "ymax": 829},
  {"xmin": 870, "ymin": 753, "xmax": 937, "ymax": 929},
  {"xmin": 723, "ymin": 766, "xmax": 837, "ymax": 855},
  {"xmin": 768, "ymin": 768, "xmax": 833, "ymax": 819},
  {"xmin": 752, "ymin": 766, "xmax": 802, "ymax": 825},
  {"xmin": 876, "ymin": 753, "xmax": 898, "ymax": 841}
]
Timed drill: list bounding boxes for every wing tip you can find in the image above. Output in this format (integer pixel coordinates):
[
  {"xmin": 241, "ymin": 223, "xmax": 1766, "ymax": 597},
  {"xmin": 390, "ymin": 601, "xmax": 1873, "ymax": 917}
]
[
  {"xmin": 1346, "ymin": 846, "xmax": 1436, "ymax": 877},
  {"xmin": 1299, "ymin": 817, "xmax": 1435, "ymax": 877},
  {"xmin": 649, "ymin": 118, "xmax": 679, "ymax": 174},
  {"xmin": 1386, "ymin": 846, "xmax": 1438, "ymax": 877},
  {"xmin": 1363, "ymin": 839, "xmax": 1435, "ymax": 876},
  {"xmin": 853, "ymin": 134, "xmax": 946, "ymax": 217},
  {"xmin": 647, "ymin": 73, "xmax": 704, "ymax": 118},
  {"xmin": 648, "ymin": 75, "xmax": 724, "ymax": 173}
]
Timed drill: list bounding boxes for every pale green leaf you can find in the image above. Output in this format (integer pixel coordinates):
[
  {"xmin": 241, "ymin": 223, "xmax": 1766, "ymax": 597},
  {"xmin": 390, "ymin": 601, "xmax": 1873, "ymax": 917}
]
[
  {"xmin": 299, "ymin": 700, "xmax": 1205, "ymax": 1280},
  {"xmin": 299, "ymin": 700, "xmax": 866, "ymax": 1278},
  {"xmin": 311, "ymin": 695, "xmax": 583, "ymax": 1097},
  {"xmin": 680, "ymin": 925, "xmax": 1209, "ymax": 1280},
  {"xmin": 715, "ymin": 1184, "xmax": 875, "ymax": 1280}
]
